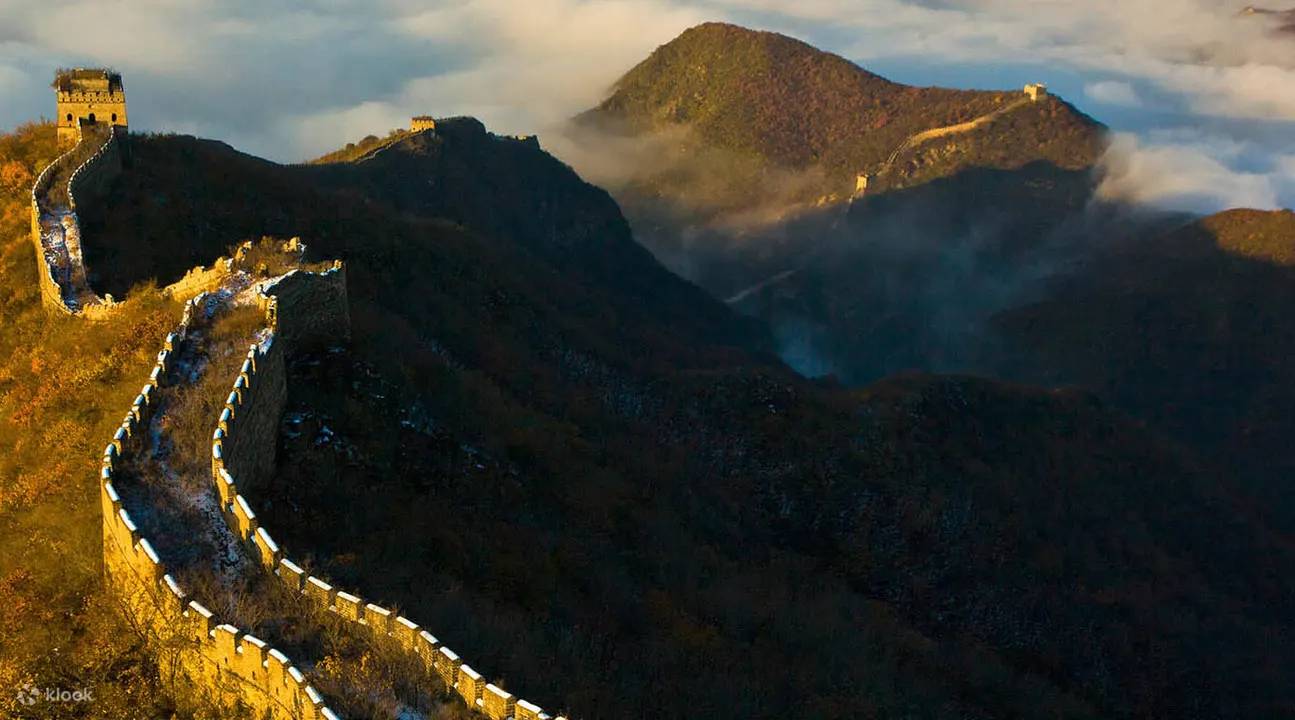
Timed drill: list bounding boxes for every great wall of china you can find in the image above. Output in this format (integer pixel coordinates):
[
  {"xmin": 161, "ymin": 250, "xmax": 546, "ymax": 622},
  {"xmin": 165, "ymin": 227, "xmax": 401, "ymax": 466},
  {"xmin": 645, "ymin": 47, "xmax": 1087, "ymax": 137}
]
[
  {"xmin": 207, "ymin": 260, "xmax": 556, "ymax": 720},
  {"xmin": 854, "ymin": 83, "xmax": 1049, "ymax": 198},
  {"xmin": 727, "ymin": 84, "xmax": 1051, "ymax": 307},
  {"xmin": 33, "ymin": 73, "xmax": 570, "ymax": 720},
  {"xmin": 29, "ymin": 120, "xmax": 123, "ymax": 317},
  {"xmin": 100, "ymin": 289, "xmax": 342, "ymax": 720}
]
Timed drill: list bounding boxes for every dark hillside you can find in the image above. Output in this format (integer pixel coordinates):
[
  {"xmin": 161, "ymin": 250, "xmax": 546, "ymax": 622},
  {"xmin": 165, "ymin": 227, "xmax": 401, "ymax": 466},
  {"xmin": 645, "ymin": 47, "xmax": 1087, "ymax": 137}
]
[
  {"xmin": 309, "ymin": 119, "xmax": 760, "ymax": 352},
  {"xmin": 999, "ymin": 208, "xmax": 1295, "ymax": 528},
  {"xmin": 66, "ymin": 125, "xmax": 1295, "ymax": 719},
  {"xmin": 85, "ymin": 127, "xmax": 767, "ymax": 364}
]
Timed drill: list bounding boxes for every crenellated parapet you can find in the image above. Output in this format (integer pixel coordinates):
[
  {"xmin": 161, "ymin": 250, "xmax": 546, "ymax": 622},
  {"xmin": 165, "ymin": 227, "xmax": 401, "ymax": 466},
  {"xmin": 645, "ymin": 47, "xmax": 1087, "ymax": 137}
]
[
  {"xmin": 67, "ymin": 123, "xmax": 124, "ymax": 212},
  {"xmin": 29, "ymin": 122, "xmax": 123, "ymax": 317},
  {"xmin": 28, "ymin": 139, "xmax": 76, "ymax": 312},
  {"xmin": 54, "ymin": 68, "xmax": 127, "ymax": 149},
  {"xmin": 99, "ymin": 292, "xmax": 340, "ymax": 720},
  {"xmin": 208, "ymin": 266, "xmax": 572, "ymax": 720},
  {"xmin": 35, "ymin": 66, "xmax": 573, "ymax": 714}
]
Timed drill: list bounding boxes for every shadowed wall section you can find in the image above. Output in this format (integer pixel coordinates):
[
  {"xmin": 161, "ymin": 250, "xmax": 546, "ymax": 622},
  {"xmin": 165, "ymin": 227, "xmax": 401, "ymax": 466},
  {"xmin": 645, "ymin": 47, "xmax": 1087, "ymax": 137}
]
[
  {"xmin": 99, "ymin": 293, "xmax": 339, "ymax": 720},
  {"xmin": 29, "ymin": 123, "xmax": 122, "ymax": 317},
  {"xmin": 210, "ymin": 268, "xmax": 572, "ymax": 720},
  {"xmin": 31, "ymin": 106, "xmax": 573, "ymax": 717}
]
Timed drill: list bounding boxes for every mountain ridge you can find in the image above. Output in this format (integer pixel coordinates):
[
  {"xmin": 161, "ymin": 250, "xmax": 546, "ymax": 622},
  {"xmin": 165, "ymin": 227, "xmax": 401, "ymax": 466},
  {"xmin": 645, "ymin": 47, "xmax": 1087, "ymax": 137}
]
[
  {"xmin": 2, "ymin": 36, "xmax": 1293, "ymax": 715},
  {"xmin": 576, "ymin": 21, "xmax": 1105, "ymax": 210},
  {"xmin": 73, "ymin": 120, "xmax": 1294, "ymax": 717}
]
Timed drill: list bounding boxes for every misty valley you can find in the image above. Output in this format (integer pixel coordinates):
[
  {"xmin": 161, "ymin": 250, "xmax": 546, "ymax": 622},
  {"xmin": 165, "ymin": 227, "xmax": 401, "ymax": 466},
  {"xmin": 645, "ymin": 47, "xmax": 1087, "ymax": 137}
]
[{"xmin": 1, "ymin": 8, "xmax": 1293, "ymax": 720}]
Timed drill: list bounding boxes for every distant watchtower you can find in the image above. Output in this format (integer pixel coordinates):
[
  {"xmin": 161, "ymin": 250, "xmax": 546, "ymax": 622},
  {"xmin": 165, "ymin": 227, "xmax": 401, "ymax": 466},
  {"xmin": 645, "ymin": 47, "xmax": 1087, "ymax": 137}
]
[
  {"xmin": 854, "ymin": 173, "xmax": 871, "ymax": 197},
  {"xmin": 1024, "ymin": 83, "xmax": 1048, "ymax": 102},
  {"xmin": 410, "ymin": 116, "xmax": 437, "ymax": 133},
  {"xmin": 54, "ymin": 68, "xmax": 127, "ymax": 149}
]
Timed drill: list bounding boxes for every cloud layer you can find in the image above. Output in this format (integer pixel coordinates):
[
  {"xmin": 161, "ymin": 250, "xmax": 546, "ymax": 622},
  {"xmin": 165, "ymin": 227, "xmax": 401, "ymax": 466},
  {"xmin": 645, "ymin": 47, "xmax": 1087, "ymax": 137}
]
[{"xmin": 0, "ymin": 0, "xmax": 1291, "ymax": 212}]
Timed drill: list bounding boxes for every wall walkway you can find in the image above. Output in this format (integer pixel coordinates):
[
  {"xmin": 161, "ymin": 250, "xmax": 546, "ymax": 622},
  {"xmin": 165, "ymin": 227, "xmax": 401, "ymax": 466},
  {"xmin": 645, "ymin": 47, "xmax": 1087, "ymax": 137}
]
[
  {"xmin": 99, "ymin": 292, "xmax": 339, "ymax": 720},
  {"xmin": 35, "ymin": 119, "xmax": 574, "ymax": 719},
  {"xmin": 210, "ymin": 268, "xmax": 569, "ymax": 720},
  {"xmin": 30, "ymin": 122, "xmax": 122, "ymax": 317}
]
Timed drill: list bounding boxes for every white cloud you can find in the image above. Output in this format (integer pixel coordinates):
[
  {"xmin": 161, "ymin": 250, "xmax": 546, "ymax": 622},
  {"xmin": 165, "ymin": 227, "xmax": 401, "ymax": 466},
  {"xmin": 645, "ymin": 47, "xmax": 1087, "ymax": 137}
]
[
  {"xmin": 386, "ymin": 0, "xmax": 707, "ymax": 129},
  {"xmin": 1097, "ymin": 132, "xmax": 1284, "ymax": 213},
  {"xmin": 0, "ymin": 0, "xmax": 1292, "ymax": 212},
  {"xmin": 1158, "ymin": 61, "xmax": 1295, "ymax": 121},
  {"xmin": 705, "ymin": 0, "xmax": 1295, "ymax": 121},
  {"xmin": 1085, "ymin": 80, "xmax": 1141, "ymax": 107},
  {"xmin": 0, "ymin": 0, "xmax": 707, "ymax": 159}
]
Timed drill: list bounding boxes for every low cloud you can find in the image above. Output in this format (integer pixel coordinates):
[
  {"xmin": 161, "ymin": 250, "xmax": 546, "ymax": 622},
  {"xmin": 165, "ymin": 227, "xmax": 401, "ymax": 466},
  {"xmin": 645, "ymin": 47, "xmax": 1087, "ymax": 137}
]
[
  {"xmin": 1097, "ymin": 132, "xmax": 1284, "ymax": 213},
  {"xmin": 0, "ymin": 0, "xmax": 702, "ymax": 160},
  {"xmin": 0, "ymin": 0, "xmax": 1292, "ymax": 213},
  {"xmin": 1085, "ymin": 80, "xmax": 1142, "ymax": 107}
]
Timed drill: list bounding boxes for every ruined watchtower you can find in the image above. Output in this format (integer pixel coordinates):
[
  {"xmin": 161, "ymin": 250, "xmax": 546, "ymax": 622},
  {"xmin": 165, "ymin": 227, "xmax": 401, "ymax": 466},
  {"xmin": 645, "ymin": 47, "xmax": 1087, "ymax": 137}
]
[
  {"xmin": 54, "ymin": 68, "xmax": 127, "ymax": 149},
  {"xmin": 1024, "ymin": 83, "xmax": 1048, "ymax": 102},
  {"xmin": 410, "ymin": 116, "xmax": 437, "ymax": 133}
]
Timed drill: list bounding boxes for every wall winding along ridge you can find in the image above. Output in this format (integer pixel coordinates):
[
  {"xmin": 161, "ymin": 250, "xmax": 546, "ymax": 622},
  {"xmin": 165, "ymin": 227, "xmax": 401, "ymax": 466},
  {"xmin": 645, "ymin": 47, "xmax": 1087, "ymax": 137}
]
[
  {"xmin": 29, "ymin": 122, "xmax": 122, "ymax": 317},
  {"xmin": 99, "ymin": 292, "xmax": 340, "ymax": 720},
  {"xmin": 211, "ymin": 268, "xmax": 570, "ymax": 720},
  {"xmin": 871, "ymin": 89, "xmax": 1037, "ymax": 187},
  {"xmin": 35, "ymin": 123, "xmax": 571, "ymax": 718},
  {"xmin": 29, "ymin": 132, "xmax": 79, "ymax": 311}
]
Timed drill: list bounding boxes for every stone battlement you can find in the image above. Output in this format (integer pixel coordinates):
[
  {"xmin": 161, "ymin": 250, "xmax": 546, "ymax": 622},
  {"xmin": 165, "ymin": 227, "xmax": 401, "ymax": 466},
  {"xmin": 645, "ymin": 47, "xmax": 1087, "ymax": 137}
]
[
  {"xmin": 55, "ymin": 68, "xmax": 127, "ymax": 149},
  {"xmin": 35, "ymin": 185, "xmax": 564, "ymax": 717},
  {"xmin": 34, "ymin": 68, "xmax": 571, "ymax": 715},
  {"xmin": 30, "ymin": 121, "xmax": 123, "ymax": 317},
  {"xmin": 99, "ymin": 292, "xmax": 339, "ymax": 720},
  {"xmin": 208, "ymin": 267, "xmax": 570, "ymax": 720}
]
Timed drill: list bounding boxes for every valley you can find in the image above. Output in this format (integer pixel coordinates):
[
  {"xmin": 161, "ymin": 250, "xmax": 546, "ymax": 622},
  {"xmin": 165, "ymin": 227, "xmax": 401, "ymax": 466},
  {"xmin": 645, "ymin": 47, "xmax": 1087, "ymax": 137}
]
[{"xmin": 0, "ymin": 16, "xmax": 1292, "ymax": 720}]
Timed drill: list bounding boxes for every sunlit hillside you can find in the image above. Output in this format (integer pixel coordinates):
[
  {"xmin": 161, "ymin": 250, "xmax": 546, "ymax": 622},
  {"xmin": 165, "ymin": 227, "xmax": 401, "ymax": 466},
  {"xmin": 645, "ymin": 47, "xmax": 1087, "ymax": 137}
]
[{"xmin": 0, "ymin": 122, "xmax": 184, "ymax": 719}]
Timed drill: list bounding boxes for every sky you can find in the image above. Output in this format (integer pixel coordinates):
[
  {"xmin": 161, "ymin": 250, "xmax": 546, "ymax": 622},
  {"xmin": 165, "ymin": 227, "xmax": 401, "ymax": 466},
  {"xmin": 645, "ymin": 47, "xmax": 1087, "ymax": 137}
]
[{"xmin": 1, "ymin": 0, "xmax": 1292, "ymax": 214}]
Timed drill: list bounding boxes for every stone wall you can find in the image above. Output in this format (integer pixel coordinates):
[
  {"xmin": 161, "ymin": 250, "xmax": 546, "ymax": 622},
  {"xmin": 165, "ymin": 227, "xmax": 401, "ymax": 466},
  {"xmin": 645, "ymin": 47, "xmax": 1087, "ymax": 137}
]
[
  {"xmin": 29, "ymin": 123, "xmax": 123, "ymax": 317},
  {"xmin": 211, "ymin": 262, "xmax": 347, "ymax": 491},
  {"xmin": 35, "ymin": 112, "xmax": 574, "ymax": 717},
  {"xmin": 67, "ymin": 125, "xmax": 124, "ymax": 212},
  {"xmin": 28, "ymin": 144, "xmax": 76, "ymax": 313},
  {"xmin": 210, "ymin": 270, "xmax": 571, "ymax": 720},
  {"xmin": 162, "ymin": 260, "xmax": 238, "ymax": 301},
  {"xmin": 216, "ymin": 319, "xmax": 287, "ymax": 492},
  {"xmin": 261, "ymin": 263, "xmax": 351, "ymax": 349},
  {"xmin": 99, "ymin": 292, "xmax": 339, "ymax": 720}
]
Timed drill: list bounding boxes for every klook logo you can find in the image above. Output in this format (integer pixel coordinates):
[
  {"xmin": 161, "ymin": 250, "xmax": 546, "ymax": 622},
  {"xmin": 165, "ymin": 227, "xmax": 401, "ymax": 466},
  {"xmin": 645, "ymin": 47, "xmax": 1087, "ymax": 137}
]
[
  {"xmin": 14, "ymin": 683, "xmax": 93, "ymax": 706},
  {"xmin": 15, "ymin": 683, "xmax": 38, "ymax": 706}
]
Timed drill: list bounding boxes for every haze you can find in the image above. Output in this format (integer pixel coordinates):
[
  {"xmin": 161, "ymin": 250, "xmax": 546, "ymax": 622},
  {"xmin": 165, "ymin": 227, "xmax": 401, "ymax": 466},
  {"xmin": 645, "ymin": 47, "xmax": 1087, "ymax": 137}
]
[{"xmin": 1, "ymin": 0, "xmax": 1291, "ymax": 212}]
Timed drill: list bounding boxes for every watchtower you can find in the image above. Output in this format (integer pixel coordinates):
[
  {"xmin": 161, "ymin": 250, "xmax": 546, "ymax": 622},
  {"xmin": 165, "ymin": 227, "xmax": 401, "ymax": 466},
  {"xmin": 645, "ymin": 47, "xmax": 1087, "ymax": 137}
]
[
  {"xmin": 1024, "ymin": 83, "xmax": 1048, "ymax": 102},
  {"xmin": 854, "ymin": 173, "xmax": 871, "ymax": 197},
  {"xmin": 54, "ymin": 68, "xmax": 128, "ymax": 149},
  {"xmin": 411, "ymin": 116, "xmax": 437, "ymax": 133}
]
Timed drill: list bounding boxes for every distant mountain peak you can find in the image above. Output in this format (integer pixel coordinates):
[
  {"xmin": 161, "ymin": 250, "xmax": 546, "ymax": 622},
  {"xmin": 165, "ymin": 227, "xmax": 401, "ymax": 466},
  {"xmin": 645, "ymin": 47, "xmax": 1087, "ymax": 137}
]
[{"xmin": 578, "ymin": 22, "xmax": 1104, "ymax": 212}]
